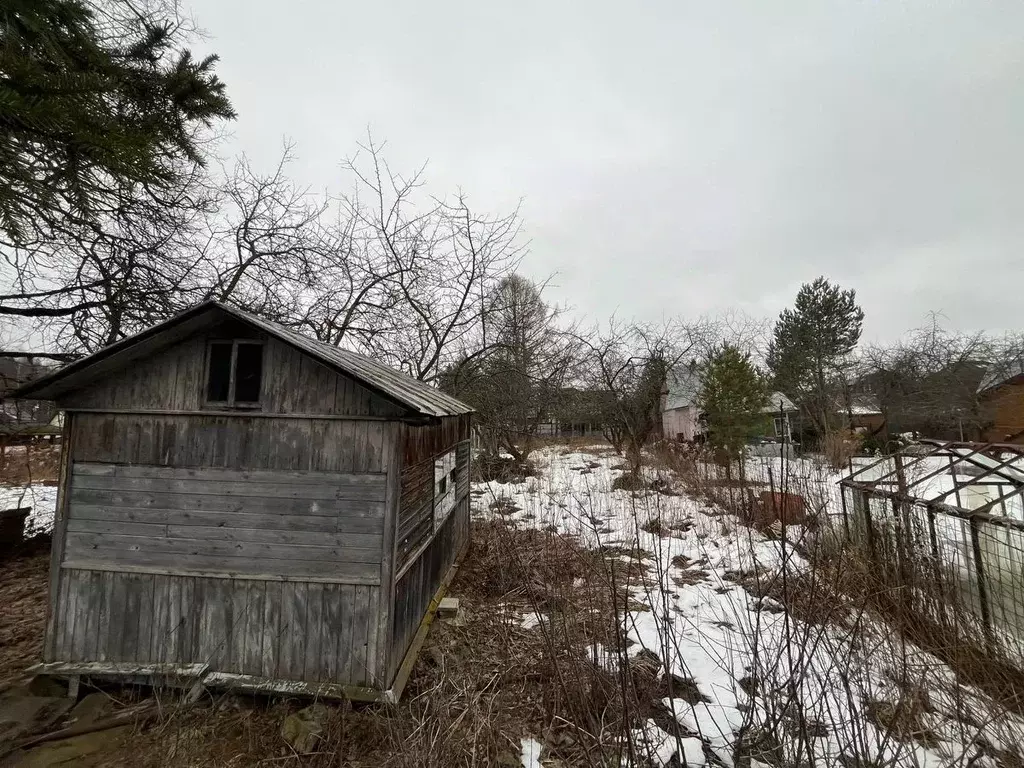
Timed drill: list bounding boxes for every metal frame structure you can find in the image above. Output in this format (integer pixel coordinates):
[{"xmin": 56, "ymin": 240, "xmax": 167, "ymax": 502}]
[
  {"xmin": 841, "ymin": 439, "xmax": 1024, "ymax": 528},
  {"xmin": 840, "ymin": 440, "xmax": 1024, "ymax": 667}
]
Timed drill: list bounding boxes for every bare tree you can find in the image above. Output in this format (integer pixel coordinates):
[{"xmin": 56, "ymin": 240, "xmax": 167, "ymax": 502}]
[
  {"xmin": 0, "ymin": 135, "xmax": 525, "ymax": 380},
  {"xmin": 860, "ymin": 314, "xmax": 992, "ymax": 444},
  {"xmin": 337, "ymin": 136, "xmax": 525, "ymax": 382},
  {"xmin": 444, "ymin": 274, "xmax": 582, "ymax": 462},
  {"xmin": 581, "ymin": 318, "xmax": 712, "ymax": 474}
]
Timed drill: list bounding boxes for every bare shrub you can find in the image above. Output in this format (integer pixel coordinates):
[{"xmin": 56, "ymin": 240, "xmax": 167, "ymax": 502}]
[{"xmin": 821, "ymin": 430, "xmax": 858, "ymax": 469}]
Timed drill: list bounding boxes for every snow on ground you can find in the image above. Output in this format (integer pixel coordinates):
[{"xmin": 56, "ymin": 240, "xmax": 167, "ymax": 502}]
[
  {"xmin": 0, "ymin": 483, "xmax": 56, "ymax": 533},
  {"xmin": 474, "ymin": 445, "xmax": 1024, "ymax": 768}
]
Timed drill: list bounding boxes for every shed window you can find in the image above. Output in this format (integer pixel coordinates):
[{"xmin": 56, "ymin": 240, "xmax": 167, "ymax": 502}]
[
  {"xmin": 205, "ymin": 340, "xmax": 263, "ymax": 408},
  {"xmin": 434, "ymin": 449, "xmax": 457, "ymax": 528}
]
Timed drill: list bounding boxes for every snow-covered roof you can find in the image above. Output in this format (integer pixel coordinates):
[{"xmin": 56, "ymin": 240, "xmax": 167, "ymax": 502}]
[
  {"xmin": 761, "ymin": 391, "xmax": 797, "ymax": 414},
  {"xmin": 663, "ymin": 366, "xmax": 701, "ymax": 410},
  {"xmin": 663, "ymin": 365, "xmax": 796, "ymax": 414},
  {"xmin": 978, "ymin": 356, "xmax": 1024, "ymax": 394}
]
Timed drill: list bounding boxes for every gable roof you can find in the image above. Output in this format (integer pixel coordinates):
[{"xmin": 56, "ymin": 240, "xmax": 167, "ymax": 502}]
[
  {"xmin": 12, "ymin": 301, "xmax": 473, "ymax": 418},
  {"xmin": 664, "ymin": 366, "xmax": 702, "ymax": 410},
  {"xmin": 663, "ymin": 365, "xmax": 797, "ymax": 414},
  {"xmin": 978, "ymin": 356, "xmax": 1024, "ymax": 395}
]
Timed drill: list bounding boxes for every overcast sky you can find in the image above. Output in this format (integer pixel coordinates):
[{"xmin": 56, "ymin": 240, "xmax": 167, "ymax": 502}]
[{"xmin": 187, "ymin": 1, "xmax": 1024, "ymax": 343}]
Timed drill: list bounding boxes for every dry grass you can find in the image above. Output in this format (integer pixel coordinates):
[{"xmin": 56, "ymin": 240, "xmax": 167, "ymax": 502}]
[
  {"xmin": 0, "ymin": 521, "xmax": 676, "ymax": 767},
  {"xmin": 821, "ymin": 430, "xmax": 858, "ymax": 470},
  {"xmin": 0, "ymin": 443, "xmax": 61, "ymax": 486},
  {"xmin": 0, "ymin": 538, "xmax": 50, "ymax": 692}
]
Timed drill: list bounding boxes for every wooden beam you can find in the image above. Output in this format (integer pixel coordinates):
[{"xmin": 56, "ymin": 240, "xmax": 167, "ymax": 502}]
[
  {"xmin": 202, "ymin": 672, "xmax": 384, "ymax": 703},
  {"xmin": 43, "ymin": 413, "xmax": 72, "ymax": 662}
]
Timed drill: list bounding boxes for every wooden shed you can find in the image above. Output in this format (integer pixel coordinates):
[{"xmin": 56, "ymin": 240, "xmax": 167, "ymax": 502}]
[{"xmin": 13, "ymin": 301, "xmax": 473, "ymax": 701}]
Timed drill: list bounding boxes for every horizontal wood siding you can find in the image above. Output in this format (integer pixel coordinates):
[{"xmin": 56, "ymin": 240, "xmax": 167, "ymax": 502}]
[
  {"xmin": 61, "ymin": 333, "xmax": 405, "ymax": 418},
  {"xmin": 64, "ymin": 463, "xmax": 385, "ymax": 582},
  {"xmin": 396, "ymin": 459, "xmax": 433, "ymax": 566},
  {"xmin": 52, "ymin": 569, "xmax": 382, "ymax": 686},
  {"xmin": 70, "ymin": 413, "xmax": 391, "ymax": 473},
  {"xmin": 388, "ymin": 496, "xmax": 469, "ymax": 682}
]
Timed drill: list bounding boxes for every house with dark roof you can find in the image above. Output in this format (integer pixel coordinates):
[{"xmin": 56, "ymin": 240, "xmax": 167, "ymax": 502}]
[
  {"xmin": 0, "ymin": 356, "xmax": 61, "ymax": 441},
  {"xmin": 12, "ymin": 300, "xmax": 473, "ymax": 701},
  {"xmin": 978, "ymin": 357, "xmax": 1024, "ymax": 444}
]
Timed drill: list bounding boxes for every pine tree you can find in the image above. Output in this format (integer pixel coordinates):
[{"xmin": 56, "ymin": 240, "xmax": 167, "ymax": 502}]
[
  {"xmin": 698, "ymin": 344, "xmax": 769, "ymax": 460},
  {"xmin": 0, "ymin": 0, "xmax": 235, "ymax": 243},
  {"xmin": 767, "ymin": 276, "xmax": 864, "ymax": 434}
]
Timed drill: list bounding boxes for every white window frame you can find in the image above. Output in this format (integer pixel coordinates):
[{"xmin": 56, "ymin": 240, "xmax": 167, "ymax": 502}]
[{"xmin": 434, "ymin": 449, "xmax": 458, "ymax": 529}]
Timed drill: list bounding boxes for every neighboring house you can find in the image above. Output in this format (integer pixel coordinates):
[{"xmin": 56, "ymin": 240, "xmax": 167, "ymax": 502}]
[
  {"xmin": 0, "ymin": 357, "xmax": 62, "ymax": 442},
  {"xmin": 846, "ymin": 394, "xmax": 886, "ymax": 435},
  {"xmin": 13, "ymin": 300, "xmax": 474, "ymax": 701},
  {"xmin": 660, "ymin": 366, "xmax": 797, "ymax": 443},
  {"xmin": 978, "ymin": 359, "xmax": 1024, "ymax": 444},
  {"xmin": 536, "ymin": 388, "xmax": 611, "ymax": 438}
]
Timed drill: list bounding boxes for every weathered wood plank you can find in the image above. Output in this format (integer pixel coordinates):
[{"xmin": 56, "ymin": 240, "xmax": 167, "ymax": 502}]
[
  {"xmin": 181, "ymin": 576, "xmax": 198, "ymax": 665},
  {"xmin": 242, "ymin": 581, "xmax": 266, "ymax": 676},
  {"xmin": 73, "ymin": 462, "xmax": 387, "ymax": 486},
  {"xmin": 66, "ymin": 519, "xmax": 168, "ymax": 537},
  {"xmin": 120, "ymin": 574, "xmax": 142, "ymax": 661},
  {"xmin": 72, "ymin": 475, "xmax": 386, "ymax": 501},
  {"xmin": 71, "ymin": 413, "xmax": 401, "ymax": 474},
  {"xmin": 69, "ymin": 498, "xmax": 386, "ymax": 524},
  {"xmin": 151, "ymin": 579, "xmax": 169, "ymax": 664},
  {"xmin": 349, "ymin": 586, "xmax": 370, "ymax": 687},
  {"xmin": 197, "ymin": 578, "xmax": 226, "ymax": 668},
  {"xmin": 65, "ymin": 572, "xmax": 86, "ymax": 662},
  {"xmin": 278, "ymin": 582, "xmax": 302, "ymax": 681},
  {"xmin": 303, "ymin": 583, "xmax": 324, "ymax": 682},
  {"xmin": 62, "ymin": 556, "xmax": 383, "ymax": 585},
  {"xmin": 165, "ymin": 526, "xmax": 382, "ymax": 551},
  {"xmin": 45, "ymin": 413, "xmax": 74, "ymax": 662},
  {"xmin": 106, "ymin": 572, "xmax": 127, "ymax": 661},
  {"xmin": 338, "ymin": 585, "xmax": 354, "ymax": 684},
  {"xmin": 322, "ymin": 584, "xmax": 341, "ymax": 683},
  {"xmin": 262, "ymin": 581, "xmax": 282, "ymax": 679},
  {"xmin": 52, "ymin": 573, "xmax": 70, "ymax": 661},
  {"xmin": 65, "ymin": 532, "xmax": 383, "ymax": 564},
  {"xmin": 365, "ymin": 587, "xmax": 380, "ymax": 687},
  {"xmin": 230, "ymin": 582, "xmax": 250, "ymax": 674},
  {"xmin": 137, "ymin": 574, "xmax": 156, "ymax": 663},
  {"xmin": 377, "ymin": 425, "xmax": 401, "ymax": 680}
]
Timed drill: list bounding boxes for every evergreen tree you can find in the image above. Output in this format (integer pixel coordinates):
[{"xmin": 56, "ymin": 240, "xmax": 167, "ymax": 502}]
[
  {"xmin": 767, "ymin": 276, "xmax": 864, "ymax": 434},
  {"xmin": 0, "ymin": 0, "xmax": 235, "ymax": 243},
  {"xmin": 698, "ymin": 344, "xmax": 769, "ymax": 460}
]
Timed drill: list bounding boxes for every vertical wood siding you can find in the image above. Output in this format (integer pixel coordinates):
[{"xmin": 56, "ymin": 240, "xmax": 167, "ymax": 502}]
[
  {"xmin": 61, "ymin": 334, "xmax": 405, "ymax": 417},
  {"xmin": 70, "ymin": 413, "xmax": 396, "ymax": 473},
  {"xmin": 52, "ymin": 569, "xmax": 383, "ymax": 686},
  {"xmin": 388, "ymin": 496, "xmax": 469, "ymax": 681}
]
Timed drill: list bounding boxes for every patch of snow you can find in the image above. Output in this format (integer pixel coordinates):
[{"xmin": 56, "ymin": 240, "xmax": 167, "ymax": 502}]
[
  {"xmin": 472, "ymin": 446, "xmax": 1024, "ymax": 768},
  {"xmin": 520, "ymin": 611, "xmax": 544, "ymax": 630},
  {"xmin": 0, "ymin": 483, "xmax": 57, "ymax": 533},
  {"xmin": 519, "ymin": 736, "xmax": 543, "ymax": 768}
]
